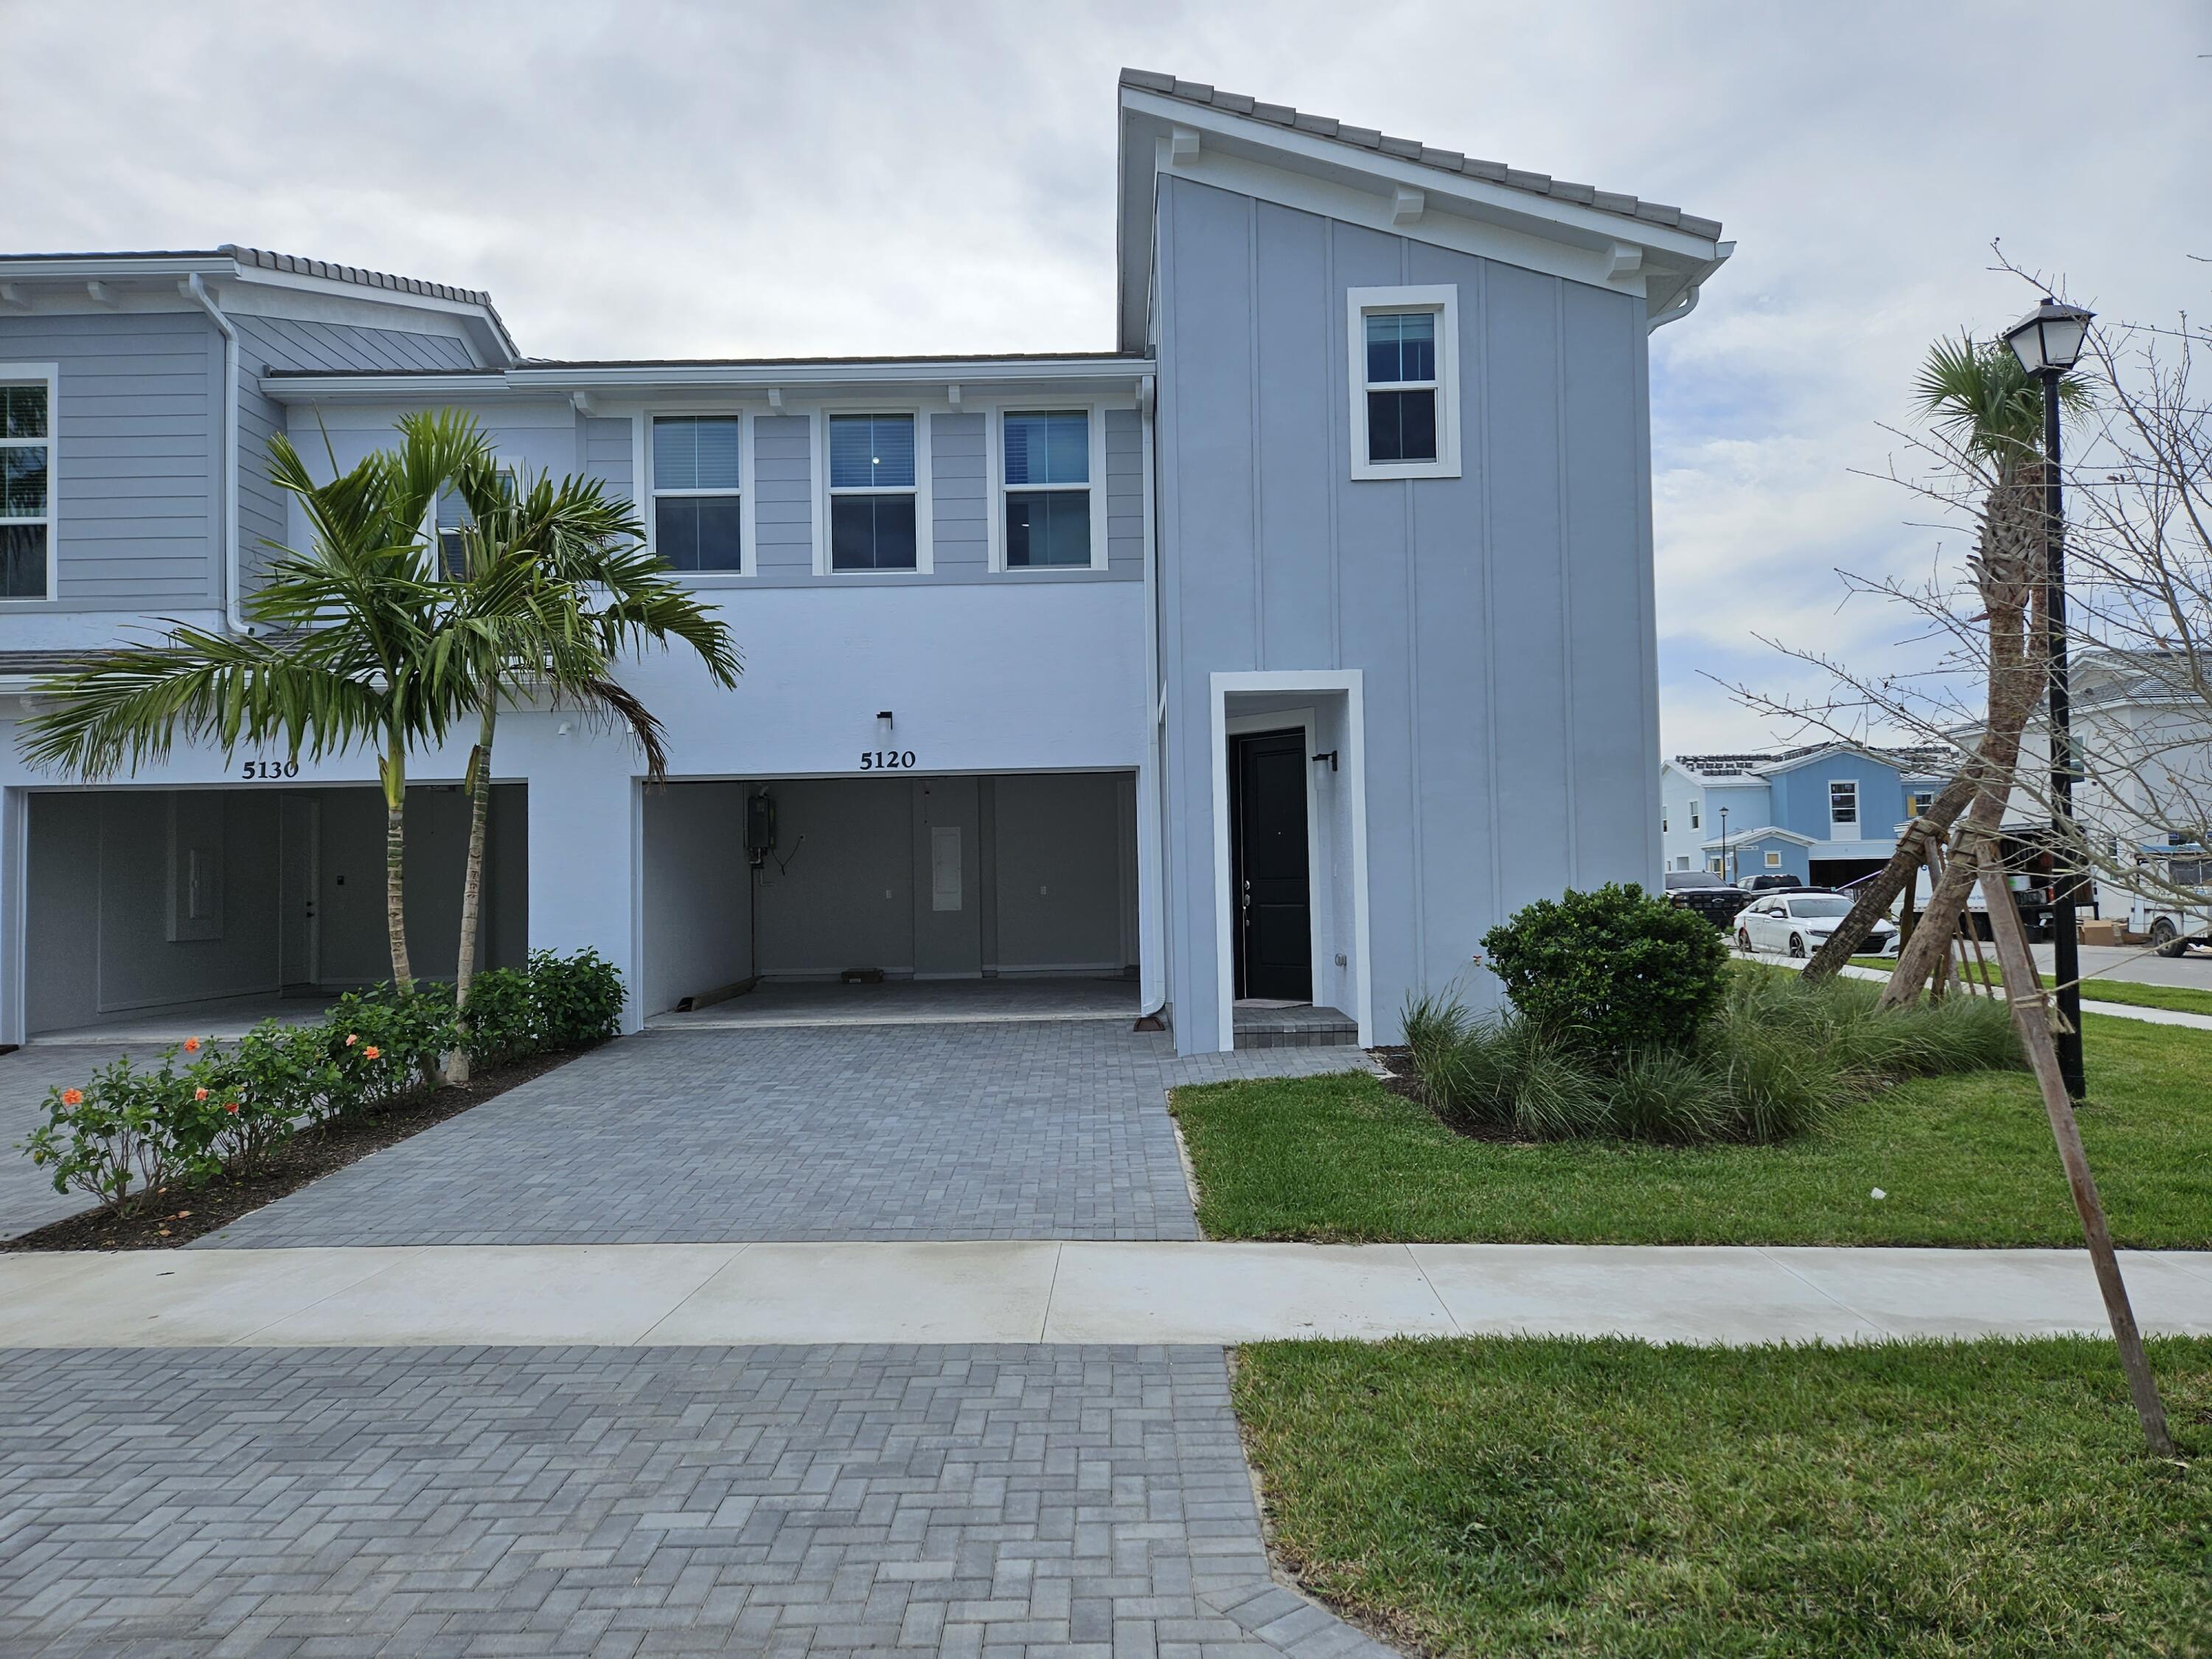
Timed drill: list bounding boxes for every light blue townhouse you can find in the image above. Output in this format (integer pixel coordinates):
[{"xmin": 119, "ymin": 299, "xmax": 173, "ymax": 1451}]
[
  {"xmin": 0, "ymin": 70, "xmax": 1731, "ymax": 1051},
  {"xmin": 1662, "ymin": 742, "xmax": 1949, "ymax": 887}
]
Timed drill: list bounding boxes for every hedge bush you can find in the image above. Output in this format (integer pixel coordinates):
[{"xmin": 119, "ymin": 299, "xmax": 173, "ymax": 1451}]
[
  {"xmin": 22, "ymin": 950, "xmax": 622, "ymax": 1217},
  {"xmin": 1480, "ymin": 882, "xmax": 1730, "ymax": 1054}
]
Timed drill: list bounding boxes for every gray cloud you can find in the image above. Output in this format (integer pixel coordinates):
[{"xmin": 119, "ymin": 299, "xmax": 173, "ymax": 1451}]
[{"xmin": 14, "ymin": 0, "xmax": 2208, "ymax": 752}]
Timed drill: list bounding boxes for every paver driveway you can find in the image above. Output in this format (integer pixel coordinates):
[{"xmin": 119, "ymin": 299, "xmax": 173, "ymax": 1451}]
[
  {"xmin": 196, "ymin": 1022, "xmax": 1370, "ymax": 1248},
  {"xmin": 0, "ymin": 1343, "xmax": 1390, "ymax": 1658}
]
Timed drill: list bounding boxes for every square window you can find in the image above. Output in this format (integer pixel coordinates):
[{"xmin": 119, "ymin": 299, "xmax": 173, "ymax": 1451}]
[
  {"xmin": 1765, "ymin": 851, "xmax": 1782, "ymax": 869},
  {"xmin": 1006, "ymin": 490, "xmax": 1091, "ymax": 567},
  {"xmin": 6, "ymin": 384, "xmax": 47, "ymax": 440},
  {"xmin": 830, "ymin": 414, "xmax": 915, "ymax": 490},
  {"xmin": 653, "ymin": 416, "xmax": 741, "ymax": 491},
  {"xmin": 1003, "ymin": 411, "xmax": 1088, "ymax": 487},
  {"xmin": 656, "ymin": 495, "xmax": 745, "ymax": 571},
  {"xmin": 831, "ymin": 495, "xmax": 917, "ymax": 571},
  {"xmin": 1349, "ymin": 288, "xmax": 1460, "ymax": 480}
]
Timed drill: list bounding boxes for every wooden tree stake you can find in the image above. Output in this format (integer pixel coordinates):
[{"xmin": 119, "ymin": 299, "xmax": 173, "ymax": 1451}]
[{"xmin": 1975, "ymin": 841, "xmax": 2175, "ymax": 1457}]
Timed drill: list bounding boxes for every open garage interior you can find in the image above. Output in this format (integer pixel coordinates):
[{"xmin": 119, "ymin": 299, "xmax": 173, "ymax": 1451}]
[
  {"xmin": 21, "ymin": 784, "xmax": 527, "ymax": 1040},
  {"xmin": 641, "ymin": 772, "xmax": 1141, "ymax": 1023}
]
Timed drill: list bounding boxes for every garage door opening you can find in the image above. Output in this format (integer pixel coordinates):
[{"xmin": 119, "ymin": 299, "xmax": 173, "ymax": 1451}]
[
  {"xmin": 21, "ymin": 783, "xmax": 527, "ymax": 1043},
  {"xmin": 641, "ymin": 772, "xmax": 1140, "ymax": 1028}
]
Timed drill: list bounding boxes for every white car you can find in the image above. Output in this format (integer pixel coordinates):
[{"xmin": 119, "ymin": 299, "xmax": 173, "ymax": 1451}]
[{"xmin": 1734, "ymin": 891, "xmax": 1894, "ymax": 959}]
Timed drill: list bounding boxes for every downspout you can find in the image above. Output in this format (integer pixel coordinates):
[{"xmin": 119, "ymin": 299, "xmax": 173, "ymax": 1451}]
[
  {"xmin": 1136, "ymin": 372, "xmax": 1169, "ymax": 1026},
  {"xmin": 181, "ymin": 274, "xmax": 248, "ymax": 633}
]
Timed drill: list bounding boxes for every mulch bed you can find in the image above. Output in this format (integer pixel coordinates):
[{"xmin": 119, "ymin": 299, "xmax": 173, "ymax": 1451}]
[{"xmin": 4, "ymin": 1045, "xmax": 596, "ymax": 1252}]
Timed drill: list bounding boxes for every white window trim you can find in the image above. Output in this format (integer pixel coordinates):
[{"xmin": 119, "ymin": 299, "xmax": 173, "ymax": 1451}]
[
  {"xmin": 1690, "ymin": 802, "xmax": 1701, "ymax": 829},
  {"xmin": 1828, "ymin": 779, "xmax": 1860, "ymax": 834},
  {"xmin": 1764, "ymin": 850, "xmax": 1783, "ymax": 869},
  {"xmin": 0, "ymin": 363, "xmax": 59, "ymax": 605},
  {"xmin": 816, "ymin": 406, "xmax": 933, "ymax": 576},
  {"xmin": 643, "ymin": 409, "xmax": 754, "ymax": 580},
  {"xmin": 984, "ymin": 400, "xmax": 1110, "ymax": 574},
  {"xmin": 1346, "ymin": 285, "xmax": 1461, "ymax": 482}
]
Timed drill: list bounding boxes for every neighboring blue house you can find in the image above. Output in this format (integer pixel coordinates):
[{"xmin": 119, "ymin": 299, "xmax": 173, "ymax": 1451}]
[
  {"xmin": 0, "ymin": 69, "xmax": 1732, "ymax": 1051},
  {"xmin": 1661, "ymin": 743, "xmax": 1947, "ymax": 887}
]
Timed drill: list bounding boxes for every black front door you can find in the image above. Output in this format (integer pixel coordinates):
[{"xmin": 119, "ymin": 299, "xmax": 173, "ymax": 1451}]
[{"xmin": 1231, "ymin": 729, "xmax": 1312, "ymax": 1001}]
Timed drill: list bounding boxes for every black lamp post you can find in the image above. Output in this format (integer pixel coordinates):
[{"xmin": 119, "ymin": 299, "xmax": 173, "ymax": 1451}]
[
  {"xmin": 2003, "ymin": 296, "xmax": 2093, "ymax": 1101},
  {"xmin": 1719, "ymin": 806, "xmax": 1731, "ymax": 884}
]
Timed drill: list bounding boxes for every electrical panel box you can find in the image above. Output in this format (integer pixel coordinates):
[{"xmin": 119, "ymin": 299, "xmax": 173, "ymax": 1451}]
[{"xmin": 745, "ymin": 791, "xmax": 776, "ymax": 860}]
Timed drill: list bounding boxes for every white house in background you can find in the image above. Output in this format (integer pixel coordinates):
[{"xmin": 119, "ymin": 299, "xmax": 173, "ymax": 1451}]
[
  {"xmin": 1662, "ymin": 742, "xmax": 1948, "ymax": 887},
  {"xmin": 0, "ymin": 69, "xmax": 1731, "ymax": 1052}
]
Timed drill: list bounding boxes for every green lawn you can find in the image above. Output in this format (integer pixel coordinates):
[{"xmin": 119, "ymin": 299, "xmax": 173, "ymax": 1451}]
[
  {"xmin": 1234, "ymin": 1335, "xmax": 2211, "ymax": 1659},
  {"xmin": 1170, "ymin": 1015, "xmax": 2211, "ymax": 1246},
  {"xmin": 1847, "ymin": 956, "xmax": 2212, "ymax": 1018}
]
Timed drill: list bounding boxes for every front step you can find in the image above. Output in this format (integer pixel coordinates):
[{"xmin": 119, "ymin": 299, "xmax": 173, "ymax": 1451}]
[{"xmin": 1233, "ymin": 1003, "xmax": 1360, "ymax": 1049}]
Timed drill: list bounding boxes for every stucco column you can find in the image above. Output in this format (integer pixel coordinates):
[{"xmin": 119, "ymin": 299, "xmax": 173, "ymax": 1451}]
[{"xmin": 521, "ymin": 737, "xmax": 643, "ymax": 1034}]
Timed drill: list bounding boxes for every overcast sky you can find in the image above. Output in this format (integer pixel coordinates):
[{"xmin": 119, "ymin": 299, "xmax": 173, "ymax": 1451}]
[{"xmin": 15, "ymin": 0, "xmax": 2208, "ymax": 757}]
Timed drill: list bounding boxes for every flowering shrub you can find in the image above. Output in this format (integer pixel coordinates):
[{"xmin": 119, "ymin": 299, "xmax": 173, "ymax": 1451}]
[
  {"xmin": 24, "ymin": 1045, "xmax": 228, "ymax": 1215},
  {"xmin": 19, "ymin": 953, "xmax": 623, "ymax": 1217}
]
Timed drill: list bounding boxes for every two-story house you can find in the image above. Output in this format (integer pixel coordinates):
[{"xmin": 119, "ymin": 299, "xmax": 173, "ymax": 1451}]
[
  {"xmin": 1661, "ymin": 742, "xmax": 1949, "ymax": 888},
  {"xmin": 0, "ymin": 69, "xmax": 1731, "ymax": 1052}
]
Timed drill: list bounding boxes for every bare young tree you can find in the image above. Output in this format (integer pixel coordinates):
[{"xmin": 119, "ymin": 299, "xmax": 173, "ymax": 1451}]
[{"xmin": 1733, "ymin": 274, "xmax": 2212, "ymax": 999}]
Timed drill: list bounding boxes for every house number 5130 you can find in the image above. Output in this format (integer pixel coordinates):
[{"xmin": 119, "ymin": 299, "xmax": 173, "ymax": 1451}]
[{"xmin": 858, "ymin": 751, "xmax": 917, "ymax": 771}]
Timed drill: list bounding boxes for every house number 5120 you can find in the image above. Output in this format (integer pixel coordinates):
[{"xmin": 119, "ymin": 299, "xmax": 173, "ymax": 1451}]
[{"xmin": 858, "ymin": 751, "xmax": 917, "ymax": 771}]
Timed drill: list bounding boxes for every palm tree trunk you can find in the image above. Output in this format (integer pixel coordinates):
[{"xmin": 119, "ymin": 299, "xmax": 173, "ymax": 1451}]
[
  {"xmin": 1879, "ymin": 458, "xmax": 2046, "ymax": 1009},
  {"xmin": 380, "ymin": 733, "xmax": 413, "ymax": 991},
  {"xmin": 448, "ymin": 691, "xmax": 498, "ymax": 1085}
]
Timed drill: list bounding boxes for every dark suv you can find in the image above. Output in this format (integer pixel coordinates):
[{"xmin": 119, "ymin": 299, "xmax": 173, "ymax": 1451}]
[{"xmin": 1663, "ymin": 870, "xmax": 1750, "ymax": 930}]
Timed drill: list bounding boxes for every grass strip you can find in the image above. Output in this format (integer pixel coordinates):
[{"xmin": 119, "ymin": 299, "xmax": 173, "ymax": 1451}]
[{"xmin": 1234, "ymin": 1335, "xmax": 2211, "ymax": 1658}]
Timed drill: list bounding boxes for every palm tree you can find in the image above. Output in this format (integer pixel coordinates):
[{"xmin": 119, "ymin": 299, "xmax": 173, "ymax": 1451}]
[
  {"xmin": 1806, "ymin": 335, "xmax": 2088, "ymax": 1001},
  {"xmin": 20, "ymin": 411, "xmax": 488, "ymax": 990},
  {"xmin": 435, "ymin": 461, "xmax": 740, "ymax": 1075}
]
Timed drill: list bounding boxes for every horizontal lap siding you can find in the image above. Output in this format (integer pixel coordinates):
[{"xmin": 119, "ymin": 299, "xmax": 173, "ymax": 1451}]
[
  {"xmin": 753, "ymin": 415, "xmax": 813, "ymax": 574},
  {"xmin": 1105, "ymin": 408, "xmax": 1144, "ymax": 576},
  {"xmin": 932, "ymin": 414, "xmax": 986, "ymax": 574},
  {"xmin": 584, "ymin": 417, "xmax": 633, "ymax": 507},
  {"xmin": 0, "ymin": 311, "xmax": 218, "ymax": 605}
]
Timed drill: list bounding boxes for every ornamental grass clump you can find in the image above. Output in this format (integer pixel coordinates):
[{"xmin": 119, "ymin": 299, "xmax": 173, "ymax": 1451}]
[{"xmin": 1402, "ymin": 886, "xmax": 2024, "ymax": 1147}]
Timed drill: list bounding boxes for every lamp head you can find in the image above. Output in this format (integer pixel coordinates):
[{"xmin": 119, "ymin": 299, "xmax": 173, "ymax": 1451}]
[{"xmin": 2003, "ymin": 297, "xmax": 2093, "ymax": 376}]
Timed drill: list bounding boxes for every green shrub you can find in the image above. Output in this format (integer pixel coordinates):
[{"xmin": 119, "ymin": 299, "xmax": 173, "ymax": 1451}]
[
  {"xmin": 529, "ymin": 948, "xmax": 624, "ymax": 1049},
  {"xmin": 1481, "ymin": 883, "xmax": 1729, "ymax": 1054},
  {"xmin": 461, "ymin": 967, "xmax": 539, "ymax": 1068},
  {"xmin": 321, "ymin": 984, "xmax": 459, "ymax": 1113},
  {"xmin": 23, "ymin": 1044, "xmax": 226, "ymax": 1214},
  {"xmin": 1400, "ymin": 995, "xmax": 1607, "ymax": 1141},
  {"xmin": 213, "ymin": 1021, "xmax": 333, "ymax": 1159}
]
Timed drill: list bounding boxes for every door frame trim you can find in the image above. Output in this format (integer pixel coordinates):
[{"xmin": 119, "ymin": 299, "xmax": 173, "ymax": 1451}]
[
  {"xmin": 1208, "ymin": 670, "xmax": 1371, "ymax": 1053},
  {"xmin": 1225, "ymin": 709, "xmax": 1321, "ymax": 1005}
]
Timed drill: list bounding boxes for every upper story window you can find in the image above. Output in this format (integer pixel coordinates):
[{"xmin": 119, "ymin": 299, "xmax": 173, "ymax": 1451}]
[
  {"xmin": 1829, "ymin": 780, "xmax": 1860, "ymax": 832},
  {"xmin": 434, "ymin": 467, "xmax": 516, "ymax": 579},
  {"xmin": 1, "ymin": 369, "xmax": 55, "ymax": 600},
  {"xmin": 651, "ymin": 416, "xmax": 743, "ymax": 572},
  {"xmin": 1347, "ymin": 285, "xmax": 1461, "ymax": 482},
  {"xmin": 828, "ymin": 414, "xmax": 918, "ymax": 571},
  {"xmin": 1690, "ymin": 801, "xmax": 1702, "ymax": 830},
  {"xmin": 1907, "ymin": 787, "xmax": 1936, "ymax": 818},
  {"xmin": 1001, "ymin": 409, "xmax": 1097, "ymax": 569}
]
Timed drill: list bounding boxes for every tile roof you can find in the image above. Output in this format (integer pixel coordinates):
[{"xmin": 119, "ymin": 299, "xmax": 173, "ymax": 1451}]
[
  {"xmin": 220, "ymin": 244, "xmax": 498, "ymax": 311},
  {"xmin": 1121, "ymin": 69, "xmax": 1723, "ymax": 242}
]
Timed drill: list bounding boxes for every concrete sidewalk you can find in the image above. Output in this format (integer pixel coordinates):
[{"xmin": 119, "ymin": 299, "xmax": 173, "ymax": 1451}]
[
  {"xmin": 6, "ymin": 1240, "xmax": 2208, "ymax": 1349},
  {"xmin": 1742, "ymin": 948, "xmax": 2212, "ymax": 1031}
]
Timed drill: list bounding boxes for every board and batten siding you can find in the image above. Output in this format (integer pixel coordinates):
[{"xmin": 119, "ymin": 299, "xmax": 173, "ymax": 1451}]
[
  {"xmin": 0, "ymin": 310, "xmax": 218, "ymax": 607},
  {"xmin": 1155, "ymin": 175, "xmax": 1660, "ymax": 1046}
]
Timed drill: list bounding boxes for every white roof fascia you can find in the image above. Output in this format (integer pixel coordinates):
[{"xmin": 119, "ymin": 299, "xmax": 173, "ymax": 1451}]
[
  {"xmin": 1117, "ymin": 88, "xmax": 1728, "ymax": 349},
  {"xmin": 260, "ymin": 357, "xmax": 1158, "ymax": 406},
  {"xmin": 1700, "ymin": 825, "xmax": 1818, "ymax": 851}
]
